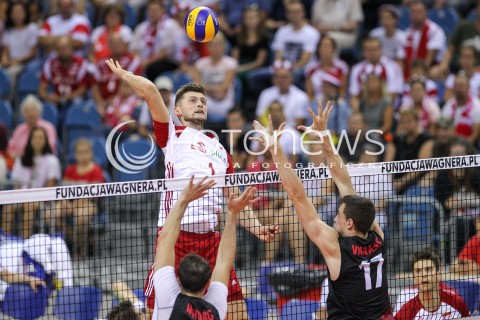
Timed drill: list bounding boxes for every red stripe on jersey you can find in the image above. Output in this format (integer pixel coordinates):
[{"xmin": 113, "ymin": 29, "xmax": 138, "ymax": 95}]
[
  {"xmin": 41, "ymin": 22, "xmax": 51, "ymax": 33},
  {"xmin": 153, "ymin": 121, "xmax": 170, "ymax": 148},
  {"xmin": 71, "ymin": 24, "xmax": 91, "ymax": 35}
]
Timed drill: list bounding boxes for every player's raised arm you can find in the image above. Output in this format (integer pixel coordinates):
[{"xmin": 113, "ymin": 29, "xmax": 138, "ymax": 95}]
[
  {"xmin": 250, "ymin": 117, "xmax": 340, "ymax": 261},
  {"xmin": 105, "ymin": 59, "xmax": 170, "ymax": 122},
  {"xmin": 211, "ymin": 187, "xmax": 259, "ymax": 286},
  {"xmin": 154, "ymin": 176, "xmax": 216, "ymax": 271},
  {"xmin": 298, "ymin": 101, "xmax": 357, "ymax": 198}
]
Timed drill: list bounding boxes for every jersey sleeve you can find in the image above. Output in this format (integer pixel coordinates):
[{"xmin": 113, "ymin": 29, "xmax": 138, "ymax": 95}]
[
  {"xmin": 153, "ymin": 266, "xmax": 181, "ymax": 316},
  {"xmin": 153, "ymin": 117, "xmax": 174, "ymax": 149},
  {"xmin": 394, "ymin": 297, "xmax": 420, "ymax": 319},
  {"xmin": 203, "ymin": 281, "xmax": 228, "ymax": 320},
  {"xmin": 458, "ymin": 235, "xmax": 480, "ymax": 263},
  {"xmin": 226, "ymin": 152, "xmax": 235, "ymax": 174}
]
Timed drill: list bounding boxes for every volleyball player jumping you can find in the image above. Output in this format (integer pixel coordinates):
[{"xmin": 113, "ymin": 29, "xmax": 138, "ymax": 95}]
[{"xmin": 251, "ymin": 101, "xmax": 392, "ymax": 319}]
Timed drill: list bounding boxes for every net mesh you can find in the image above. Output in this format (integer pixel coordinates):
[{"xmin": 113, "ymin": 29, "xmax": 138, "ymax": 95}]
[{"xmin": 0, "ymin": 155, "xmax": 479, "ymax": 319}]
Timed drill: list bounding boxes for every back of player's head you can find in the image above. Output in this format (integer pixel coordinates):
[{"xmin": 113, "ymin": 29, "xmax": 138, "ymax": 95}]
[
  {"xmin": 107, "ymin": 300, "xmax": 141, "ymax": 320},
  {"xmin": 339, "ymin": 195, "xmax": 375, "ymax": 234},
  {"xmin": 178, "ymin": 253, "xmax": 211, "ymax": 294},
  {"xmin": 410, "ymin": 248, "xmax": 440, "ymax": 272},
  {"xmin": 175, "ymin": 83, "xmax": 206, "ymax": 107}
]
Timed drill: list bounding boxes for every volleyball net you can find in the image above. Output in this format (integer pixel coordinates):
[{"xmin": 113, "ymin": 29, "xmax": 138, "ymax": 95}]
[{"xmin": 0, "ymin": 155, "xmax": 479, "ymax": 319}]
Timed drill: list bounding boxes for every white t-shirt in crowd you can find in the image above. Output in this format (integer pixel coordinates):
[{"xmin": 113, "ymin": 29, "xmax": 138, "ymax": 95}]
[
  {"xmin": 256, "ymin": 85, "xmax": 310, "ymax": 129},
  {"xmin": 442, "ymin": 96, "xmax": 480, "ymax": 133},
  {"xmin": 271, "ymin": 23, "xmax": 320, "ymax": 64},
  {"xmin": 369, "ymin": 27, "xmax": 406, "ymax": 60},
  {"xmin": 11, "ymin": 154, "xmax": 61, "ymax": 189},
  {"xmin": 1, "ymin": 23, "xmax": 38, "ymax": 60},
  {"xmin": 445, "ymin": 72, "xmax": 480, "ymax": 99},
  {"xmin": 152, "ymin": 266, "xmax": 228, "ymax": 319}
]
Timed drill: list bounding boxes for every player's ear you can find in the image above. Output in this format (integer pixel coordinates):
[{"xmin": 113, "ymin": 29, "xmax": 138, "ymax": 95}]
[
  {"xmin": 174, "ymin": 105, "xmax": 183, "ymax": 117},
  {"xmin": 204, "ymin": 279, "xmax": 211, "ymax": 291}
]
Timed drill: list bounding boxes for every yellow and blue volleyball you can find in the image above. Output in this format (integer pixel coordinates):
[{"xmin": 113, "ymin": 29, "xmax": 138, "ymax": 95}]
[{"xmin": 184, "ymin": 6, "xmax": 220, "ymax": 43}]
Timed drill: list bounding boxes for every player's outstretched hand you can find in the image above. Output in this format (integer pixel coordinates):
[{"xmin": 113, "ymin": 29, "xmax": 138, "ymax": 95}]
[
  {"xmin": 179, "ymin": 176, "xmax": 216, "ymax": 204},
  {"xmin": 227, "ymin": 186, "xmax": 260, "ymax": 214},
  {"xmin": 249, "ymin": 115, "xmax": 286, "ymax": 149},
  {"xmin": 105, "ymin": 58, "xmax": 132, "ymax": 80},
  {"xmin": 256, "ymin": 224, "xmax": 280, "ymax": 242},
  {"xmin": 298, "ymin": 100, "xmax": 334, "ymax": 134}
]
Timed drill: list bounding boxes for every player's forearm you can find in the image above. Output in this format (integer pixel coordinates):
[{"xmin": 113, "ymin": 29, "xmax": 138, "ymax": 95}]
[
  {"xmin": 216, "ymin": 212, "xmax": 238, "ymax": 268},
  {"xmin": 157, "ymin": 199, "xmax": 188, "ymax": 249},
  {"xmin": 0, "ymin": 269, "xmax": 31, "ymax": 284},
  {"xmin": 238, "ymin": 206, "xmax": 262, "ymax": 232}
]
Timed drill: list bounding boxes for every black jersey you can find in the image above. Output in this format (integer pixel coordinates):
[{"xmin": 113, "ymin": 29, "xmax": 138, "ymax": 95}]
[
  {"xmin": 327, "ymin": 231, "xmax": 390, "ymax": 319},
  {"xmin": 169, "ymin": 293, "xmax": 220, "ymax": 320}
]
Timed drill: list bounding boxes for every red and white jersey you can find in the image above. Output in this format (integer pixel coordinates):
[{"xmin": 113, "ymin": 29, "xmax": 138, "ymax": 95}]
[
  {"xmin": 91, "ymin": 53, "xmax": 142, "ymax": 100},
  {"xmin": 349, "ymin": 56, "xmax": 404, "ymax": 96},
  {"xmin": 90, "ymin": 24, "xmax": 133, "ymax": 61},
  {"xmin": 442, "ymin": 96, "xmax": 480, "ymax": 138},
  {"xmin": 445, "ymin": 72, "xmax": 480, "ymax": 99},
  {"xmin": 400, "ymin": 96, "xmax": 441, "ymax": 131},
  {"xmin": 39, "ymin": 13, "xmax": 91, "ymax": 45},
  {"xmin": 105, "ymin": 94, "xmax": 140, "ymax": 128},
  {"xmin": 41, "ymin": 55, "xmax": 88, "ymax": 96},
  {"xmin": 154, "ymin": 117, "xmax": 234, "ymax": 233},
  {"xmin": 394, "ymin": 288, "xmax": 469, "ymax": 319},
  {"xmin": 306, "ymin": 58, "xmax": 349, "ymax": 101},
  {"xmin": 402, "ymin": 78, "xmax": 439, "ymax": 103}
]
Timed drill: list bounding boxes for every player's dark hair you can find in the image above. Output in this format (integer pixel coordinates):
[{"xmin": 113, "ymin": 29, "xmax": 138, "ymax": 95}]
[
  {"xmin": 175, "ymin": 83, "xmax": 206, "ymax": 106},
  {"xmin": 410, "ymin": 248, "xmax": 440, "ymax": 272},
  {"xmin": 178, "ymin": 254, "xmax": 211, "ymax": 293},
  {"xmin": 339, "ymin": 195, "xmax": 375, "ymax": 234},
  {"xmin": 107, "ymin": 300, "xmax": 140, "ymax": 320}
]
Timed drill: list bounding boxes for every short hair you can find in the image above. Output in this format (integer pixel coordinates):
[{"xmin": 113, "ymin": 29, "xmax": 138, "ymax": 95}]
[
  {"xmin": 227, "ymin": 107, "xmax": 245, "ymax": 118},
  {"xmin": 410, "ymin": 248, "xmax": 440, "ymax": 272},
  {"xmin": 410, "ymin": 59, "xmax": 427, "ymax": 72},
  {"xmin": 178, "ymin": 254, "xmax": 211, "ymax": 293},
  {"xmin": 102, "ymin": 3, "xmax": 125, "ymax": 24},
  {"xmin": 363, "ymin": 36, "xmax": 382, "ymax": 48},
  {"xmin": 399, "ymin": 108, "xmax": 419, "ymax": 121},
  {"xmin": 107, "ymin": 300, "xmax": 140, "ymax": 320},
  {"xmin": 338, "ymin": 195, "xmax": 375, "ymax": 234},
  {"xmin": 175, "ymin": 83, "xmax": 206, "ymax": 106},
  {"xmin": 20, "ymin": 94, "xmax": 43, "ymax": 115},
  {"xmin": 147, "ymin": 0, "xmax": 165, "ymax": 9},
  {"xmin": 409, "ymin": 0, "xmax": 427, "ymax": 9}
]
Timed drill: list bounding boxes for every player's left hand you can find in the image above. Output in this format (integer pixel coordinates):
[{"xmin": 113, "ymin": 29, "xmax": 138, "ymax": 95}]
[
  {"xmin": 227, "ymin": 186, "xmax": 260, "ymax": 214},
  {"xmin": 179, "ymin": 176, "xmax": 216, "ymax": 204},
  {"xmin": 255, "ymin": 224, "xmax": 280, "ymax": 242},
  {"xmin": 250, "ymin": 115, "xmax": 286, "ymax": 150},
  {"xmin": 298, "ymin": 100, "xmax": 334, "ymax": 134}
]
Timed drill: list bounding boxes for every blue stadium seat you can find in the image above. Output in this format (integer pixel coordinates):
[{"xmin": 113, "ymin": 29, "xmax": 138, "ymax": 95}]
[
  {"xmin": 63, "ymin": 101, "xmax": 102, "ymax": 153},
  {"xmin": 16, "ymin": 66, "xmax": 42, "ymax": 104},
  {"xmin": 132, "ymin": 289, "xmax": 147, "ymax": 303},
  {"xmin": 428, "ymin": 7, "xmax": 459, "ymax": 36},
  {"xmin": 161, "ymin": 71, "xmax": 192, "ymax": 92},
  {"xmin": 234, "ymin": 76, "xmax": 243, "ymax": 105},
  {"xmin": 123, "ymin": 3, "xmax": 137, "ymax": 29},
  {"xmin": 1, "ymin": 284, "xmax": 48, "ymax": 320},
  {"xmin": 113, "ymin": 139, "xmax": 158, "ymax": 182},
  {"xmin": 0, "ymin": 100, "xmax": 13, "ymax": 130},
  {"xmin": 53, "ymin": 286, "xmax": 102, "ymax": 320},
  {"xmin": 443, "ymin": 280, "xmax": 480, "ymax": 313},
  {"xmin": 246, "ymin": 298, "xmax": 268, "ymax": 320},
  {"xmin": 0, "ymin": 68, "xmax": 11, "ymax": 99},
  {"xmin": 68, "ymin": 136, "xmax": 108, "ymax": 168},
  {"xmin": 397, "ymin": 5, "xmax": 411, "ymax": 30},
  {"xmin": 279, "ymin": 300, "xmax": 319, "ymax": 320}
]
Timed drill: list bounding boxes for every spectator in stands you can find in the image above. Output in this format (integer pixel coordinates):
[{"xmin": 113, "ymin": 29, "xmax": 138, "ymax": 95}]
[
  {"xmin": 369, "ymin": 4, "xmax": 406, "ymax": 61},
  {"xmin": 111, "ymin": 281, "xmax": 146, "ymax": 316},
  {"xmin": 0, "ymin": 1, "xmax": 38, "ymax": 97},
  {"xmin": 248, "ymin": 1, "xmax": 320, "ymax": 94},
  {"xmin": 435, "ymin": 137, "xmax": 480, "ymax": 255},
  {"xmin": 3, "ymin": 127, "xmax": 61, "ymax": 238},
  {"xmin": 104, "ymin": 80, "xmax": 141, "ymax": 134},
  {"xmin": 54, "ymin": 138, "xmax": 104, "ymax": 259},
  {"xmin": 305, "ymin": 36, "xmax": 349, "ymax": 102},
  {"xmin": 38, "ymin": 36, "xmax": 89, "ymax": 121},
  {"xmin": 264, "ymin": 0, "xmax": 314, "ymax": 32},
  {"xmin": 107, "ymin": 300, "xmax": 144, "ymax": 320},
  {"xmin": 394, "ymin": 249, "xmax": 470, "ymax": 319},
  {"xmin": 358, "ymin": 74, "xmax": 394, "ymax": 136},
  {"xmin": 311, "ymin": 0, "xmax": 363, "ymax": 50},
  {"xmin": 130, "ymin": 0, "xmax": 182, "ymax": 81},
  {"xmin": 315, "ymin": 70, "xmax": 351, "ymax": 137},
  {"xmin": 385, "ymin": 109, "xmax": 431, "ymax": 195},
  {"xmin": 0, "ymin": 125, "xmax": 6, "ymax": 181},
  {"xmin": 337, "ymin": 112, "xmax": 368, "ymax": 164},
  {"xmin": 138, "ymin": 76, "xmax": 179, "ymax": 140},
  {"xmin": 219, "ymin": 108, "xmax": 250, "ymax": 171},
  {"xmin": 442, "ymin": 73, "xmax": 480, "ymax": 143},
  {"xmin": 444, "ymin": 46, "xmax": 480, "ymax": 101},
  {"xmin": 400, "ymin": 77, "xmax": 441, "ymax": 135},
  {"xmin": 7, "ymin": 95, "xmax": 57, "ymax": 159},
  {"xmin": 91, "ymin": 34, "xmax": 142, "ymax": 117},
  {"xmin": 402, "ymin": 60, "xmax": 439, "ymax": 104},
  {"xmin": 349, "ymin": 37, "xmax": 404, "ymax": 111},
  {"xmin": 421, "ymin": 116, "xmax": 455, "ymax": 160},
  {"xmin": 89, "ymin": 3, "xmax": 133, "ymax": 63},
  {"xmin": 398, "ymin": 0, "xmax": 447, "ymax": 80},
  {"xmin": 38, "ymin": 0, "xmax": 91, "ymax": 53},
  {"xmin": 192, "ymin": 32, "xmax": 237, "ymax": 128},
  {"xmin": 219, "ymin": 1, "xmax": 269, "ymax": 42},
  {"xmin": 231, "ymin": 3, "xmax": 269, "ymax": 105},
  {"xmin": 451, "ymin": 216, "xmax": 480, "ymax": 275},
  {"xmin": 431, "ymin": 1, "xmax": 480, "ymax": 79},
  {"xmin": 256, "ymin": 60, "xmax": 309, "ymax": 129}
]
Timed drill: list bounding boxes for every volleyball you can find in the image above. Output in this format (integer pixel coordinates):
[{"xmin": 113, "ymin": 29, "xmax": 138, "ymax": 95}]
[{"xmin": 184, "ymin": 6, "xmax": 220, "ymax": 43}]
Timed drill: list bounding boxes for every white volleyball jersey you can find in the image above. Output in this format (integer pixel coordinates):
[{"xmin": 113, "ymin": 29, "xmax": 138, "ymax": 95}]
[{"xmin": 154, "ymin": 118, "xmax": 234, "ymax": 233}]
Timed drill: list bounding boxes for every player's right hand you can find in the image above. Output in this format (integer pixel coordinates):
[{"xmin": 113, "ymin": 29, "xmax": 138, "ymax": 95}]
[
  {"xmin": 179, "ymin": 176, "xmax": 216, "ymax": 204},
  {"xmin": 227, "ymin": 186, "xmax": 259, "ymax": 214},
  {"xmin": 298, "ymin": 100, "xmax": 334, "ymax": 134},
  {"xmin": 105, "ymin": 59, "xmax": 132, "ymax": 80}
]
